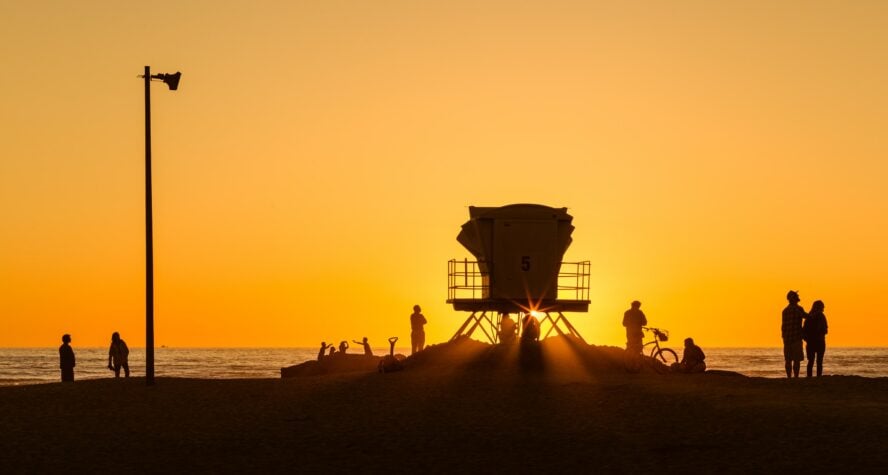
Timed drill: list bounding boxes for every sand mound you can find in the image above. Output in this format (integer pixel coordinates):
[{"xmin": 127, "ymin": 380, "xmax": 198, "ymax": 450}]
[
  {"xmin": 283, "ymin": 336, "xmax": 680, "ymax": 378},
  {"xmin": 405, "ymin": 335, "xmax": 672, "ymax": 375},
  {"xmin": 281, "ymin": 353, "xmax": 384, "ymax": 377}
]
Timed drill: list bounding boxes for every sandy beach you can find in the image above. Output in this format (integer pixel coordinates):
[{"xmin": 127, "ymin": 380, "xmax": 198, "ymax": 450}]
[{"xmin": 2, "ymin": 339, "xmax": 886, "ymax": 473}]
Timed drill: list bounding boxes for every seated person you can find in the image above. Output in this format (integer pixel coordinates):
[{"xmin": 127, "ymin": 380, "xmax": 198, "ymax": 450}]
[
  {"xmin": 499, "ymin": 313, "xmax": 517, "ymax": 344},
  {"xmin": 673, "ymin": 337, "xmax": 706, "ymax": 373},
  {"xmin": 521, "ymin": 314, "xmax": 540, "ymax": 343}
]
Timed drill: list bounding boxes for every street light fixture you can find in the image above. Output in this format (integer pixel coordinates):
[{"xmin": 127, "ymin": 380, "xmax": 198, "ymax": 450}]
[{"xmin": 142, "ymin": 66, "xmax": 181, "ymax": 386}]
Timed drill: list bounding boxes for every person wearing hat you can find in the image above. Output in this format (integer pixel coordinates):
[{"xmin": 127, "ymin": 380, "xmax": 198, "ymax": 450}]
[{"xmin": 781, "ymin": 290, "xmax": 807, "ymax": 378}]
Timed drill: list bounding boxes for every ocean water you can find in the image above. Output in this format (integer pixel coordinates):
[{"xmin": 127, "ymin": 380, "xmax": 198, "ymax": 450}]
[
  {"xmin": 0, "ymin": 347, "xmax": 403, "ymax": 386},
  {"xmin": 1, "ymin": 346, "xmax": 886, "ymax": 386},
  {"xmin": 701, "ymin": 347, "xmax": 888, "ymax": 378}
]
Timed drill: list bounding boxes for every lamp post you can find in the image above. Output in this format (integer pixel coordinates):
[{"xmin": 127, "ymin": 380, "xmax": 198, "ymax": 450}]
[{"xmin": 142, "ymin": 66, "xmax": 180, "ymax": 386}]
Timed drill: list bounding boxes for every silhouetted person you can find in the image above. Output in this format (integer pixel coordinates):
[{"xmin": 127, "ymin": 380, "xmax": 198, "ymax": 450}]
[
  {"xmin": 317, "ymin": 341, "xmax": 328, "ymax": 361},
  {"xmin": 328, "ymin": 346, "xmax": 336, "ymax": 357},
  {"xmin": 410, "ymin": 304, "xmax": 427, "ymax": 354},
  {"xmin": 803, "ymin": 300, "xmax": 829, "ymax": 377},
  {"xmin": 378, "ymin": 337, "xmax": 404, "ymax": 373},
  {"xmin": 108, "ymin": 332, "xmax": 130, "ymax": 378},
  {"xmin": 499, "ymin": 313, "xmax": 517, "ymax": 344},
  {"xmin": 782, "ymin": 290, "xmax": 806, "ymax": 378},
  {"xmin": 623, "ymin": 300, "xmax": 647, "ymax": 354},
  {"xmin": 352, "ymin": 337, "xmax": 373, "ymax": 356},
  {"xmin": 673, "ymin": 337, "xmax": 706, "ymax": 373},
  {"xmin": 59, "ymin": 334, "xmax": 75, "ymax": 382},
  {"xmin": 339, "ymin": 340, "xmax": 349, "ymax": 354},
  {"xmin": 521, "ymin": 313, "xmax": 540, "ymax": 342}
]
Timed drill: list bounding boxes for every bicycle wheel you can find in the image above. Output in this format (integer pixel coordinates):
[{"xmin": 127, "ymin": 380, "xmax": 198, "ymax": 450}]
[
  {"xmin": 648, "ymin": 346, "xmax": 660, "ymax": 358},
  {"xmin": 655, "ymin": 348, "xmax": 678, "ymax": 365}
]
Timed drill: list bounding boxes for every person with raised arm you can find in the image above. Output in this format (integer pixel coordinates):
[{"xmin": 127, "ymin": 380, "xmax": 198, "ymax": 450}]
[
  {"xmin": 317, "ymin": 341, "xmax": 329, "ymax": 361},
  {"xmin": 352, "ymin": 337, "xmax": 373, "ymax": 356}
]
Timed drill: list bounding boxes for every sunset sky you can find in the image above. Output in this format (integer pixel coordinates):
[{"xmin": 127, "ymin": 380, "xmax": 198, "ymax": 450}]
[{"xmin": 2, "ymin": 1, "xmax": 887, "ymax": 348}]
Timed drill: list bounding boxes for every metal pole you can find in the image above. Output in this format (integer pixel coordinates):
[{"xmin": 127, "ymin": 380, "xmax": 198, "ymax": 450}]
[{"xmin": 144, "ymin": 65, "xmax": 155, "ymax": 386}]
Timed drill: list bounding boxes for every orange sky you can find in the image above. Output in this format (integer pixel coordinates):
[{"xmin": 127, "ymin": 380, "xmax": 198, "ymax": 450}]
[{"xmin": 1, "ymin": 1, "xmax": 887, "ymax": 348}]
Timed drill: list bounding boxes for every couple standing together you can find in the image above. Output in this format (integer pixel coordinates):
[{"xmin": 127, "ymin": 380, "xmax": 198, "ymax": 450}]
[{"xmin": 782, "ymin": 290, "xmax": 829, "ymax": 378}]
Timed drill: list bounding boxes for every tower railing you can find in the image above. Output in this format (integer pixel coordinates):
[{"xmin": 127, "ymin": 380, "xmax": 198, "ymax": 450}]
[
  {"xmin": 447, "ymin": 259, "xmax": 590, "ymax": 303},
  {"xmin": 447, "ymin": 258, "xmax": 490, "ymax": 301},
  {"xmin": 558, "ymin": 260, "xmax": 591, "ymax": 302}
]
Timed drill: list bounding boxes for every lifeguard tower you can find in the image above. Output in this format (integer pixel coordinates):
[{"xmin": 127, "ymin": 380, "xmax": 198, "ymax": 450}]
[{"xmin": 447, "ymin": 204, "xmax": 591, "ymax": 343}]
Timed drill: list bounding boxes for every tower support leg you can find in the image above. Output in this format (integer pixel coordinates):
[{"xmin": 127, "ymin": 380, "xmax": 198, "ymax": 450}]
[
  {"xmin": 451, "ymin": 311, "xmax": 498, "ymax": 343},
  {"xmin": 451, "ymin": 312, "xmax": 477, "ymax": 342},
  {"xmin": 540, "ymin": 312, "xmax": 586, "ymax": 343}
]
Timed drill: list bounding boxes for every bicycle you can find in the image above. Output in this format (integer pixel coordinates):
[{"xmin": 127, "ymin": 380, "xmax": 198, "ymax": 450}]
[
  {"xmin": 641, "ymin": 327, "xmax": 678, "ymax": 364},
  {"xmin": 623, "ymin": 326, "xmax": 678, "ymax": 373}
]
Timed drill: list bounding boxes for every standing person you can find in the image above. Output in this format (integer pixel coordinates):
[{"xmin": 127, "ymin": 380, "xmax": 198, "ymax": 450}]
[
  {"xmin": 352, "ymin": 337, "xmax": 373, "ymax": 356},
  {"xmin": 781, "ymin": 290, "xmax": 807, "ymax": 378},
  {"xmin": 108, "ymin": 332, "xmax": 130, "ymax": 378},
  {"xmin": 338, "ymin": 340, "xmax": 349, "ymax": 354},
  {"xmin": 59, "ymin": 334, "xmax": 76, "ymax": 383},
  {"xmin": 622, "ymin": 300, "xmax": 647, "ymax": 354},
  {"xmin": 803, "ymin": 300, "xmax": 829, "ymax": 377},
  {"xmin": 410, "ymin": 305, "xmax": 427, "ymax": 355}
]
